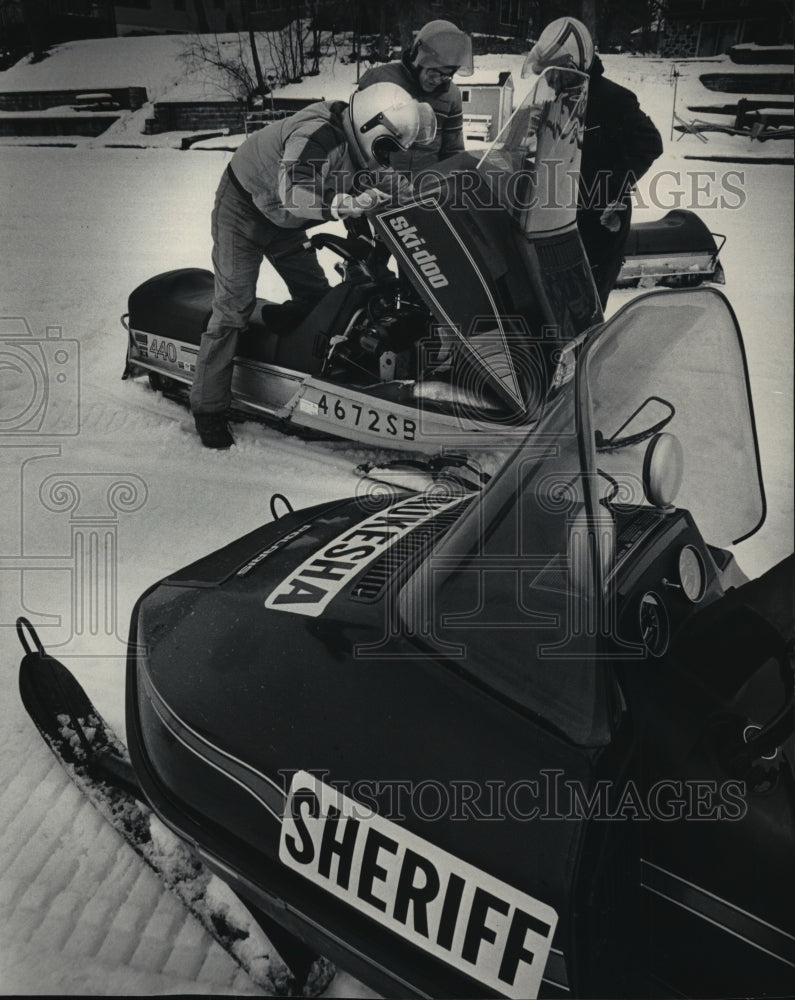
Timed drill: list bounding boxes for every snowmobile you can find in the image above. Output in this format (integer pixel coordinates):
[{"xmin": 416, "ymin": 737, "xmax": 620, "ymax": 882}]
[
  {"xmin": 21, "ymin": 281, "xmax": 793, "ymax": 996},
  {"xmin": 615, "ymin": 207, "xmax": 725, "ymax": 288},
  {"xmin": 121, "ymin": 68, "xmax": 725, "ymax": 452}
]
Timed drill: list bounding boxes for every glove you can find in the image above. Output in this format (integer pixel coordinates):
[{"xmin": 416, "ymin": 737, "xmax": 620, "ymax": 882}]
[
  {"xmin": 600, "ymin": 200, "xmax": 627, "ymax": 233},
  {"xmin": 331, "ymin": 188, "xmax": 390, "ymax": 220}
]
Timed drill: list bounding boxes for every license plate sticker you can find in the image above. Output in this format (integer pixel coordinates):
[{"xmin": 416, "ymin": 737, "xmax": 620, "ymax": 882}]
[
  {"xmin": 299, "ymin": 389, "xmax": 416, "ymax": 442},
  {"xmin": 280, "ymin": 771, "xmax": 558, "ymax": 998}
]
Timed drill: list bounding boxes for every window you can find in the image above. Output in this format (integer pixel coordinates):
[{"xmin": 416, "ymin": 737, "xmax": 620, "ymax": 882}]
[
  {"xmin": 499, "ymin": 0, "xmax": 520, "ymax": 26},
  {"xmin": 697, "ymin": 20, "xmax": 739, "ymax": 56},
  {"xmin": 461, "ymin": 89, "xmax": 471, "ymax": 102}
]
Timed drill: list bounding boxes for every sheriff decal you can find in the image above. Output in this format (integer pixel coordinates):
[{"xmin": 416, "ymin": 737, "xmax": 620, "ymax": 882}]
[{"xmin": 280, "ymin": 771, "xmax": 559, "ymax": 999}]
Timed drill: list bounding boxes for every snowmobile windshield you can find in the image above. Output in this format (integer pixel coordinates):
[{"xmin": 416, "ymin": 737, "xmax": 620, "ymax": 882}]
[
  {"xmin": 476, "ymin": 66, "xmax": 588, "ymax": 236},
  {"xmin": 400, "ymin": 289, "xmax": 763, "ymax": 746},
  {"xmin": 580, "ymin": 287, "xmax": 765, "ymax": 551},
  {"xmin": 400, "ymin": 389, "xmax": 616, "ymax": 748}
]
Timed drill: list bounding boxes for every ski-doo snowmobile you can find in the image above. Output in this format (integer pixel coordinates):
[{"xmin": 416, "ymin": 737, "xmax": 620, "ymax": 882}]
[
  {"xmin": 616, "ymin": 208, "xmax": 725, "ymax": 289},
  {"xmin": 122, "ymin": 68, "xmax": 725, "ymax": 452},
  {"xmin": 116, "ymin": 283, "xmax": 793, "ymax": 997}
]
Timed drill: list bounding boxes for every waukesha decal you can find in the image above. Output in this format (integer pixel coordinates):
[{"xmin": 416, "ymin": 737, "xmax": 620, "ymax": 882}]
[
  {"xmin": 264, "ymin": 494, "xmax": 469, "ymax": 617},
  {"xmin": 389, "ymin": 215, "xmax": 449, "ymax": 288},
  {"xmin": 280, "ymin": 771, "xmax": 558, "ymax": 999}
]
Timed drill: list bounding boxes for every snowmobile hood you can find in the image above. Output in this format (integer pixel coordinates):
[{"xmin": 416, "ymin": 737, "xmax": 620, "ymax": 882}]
[
  {"xmin": 128, "ymin": 486, "xmax": 600, "ymax": 998},
  {"xmin": 372, "ymin": 67, "xmax": 596, "ymax": 418}
]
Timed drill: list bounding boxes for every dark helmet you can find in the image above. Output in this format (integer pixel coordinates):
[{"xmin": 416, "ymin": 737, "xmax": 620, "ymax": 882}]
[{"xmin": 411, "ymin": 19, "xmax": 474, "ymax": 76}]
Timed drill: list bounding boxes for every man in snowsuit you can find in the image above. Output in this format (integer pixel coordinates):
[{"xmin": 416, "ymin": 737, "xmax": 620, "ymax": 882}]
[
  {"xmin": 357, "ymin": 19, "xmax": 473, "ymax": 172},
  {"xmin": 526, "ymin": 17, "xmax": 663, "ymax": 307},
  {"xmin": 190, "ymin": 84, "xmax": 435, "ymax": 448}
]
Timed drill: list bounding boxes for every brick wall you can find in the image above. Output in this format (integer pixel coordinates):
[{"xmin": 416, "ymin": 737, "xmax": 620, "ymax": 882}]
[
  {"xmin": 0, "ymin": 116, "xmax": 119, "ymax": 137},
  {"xmin": 149, "ymin": 100, "xmax": 246, "ymax": 133},
  {"xmin": 660, "ymin": 24, "xmax": 699, "ymax": 59},
  {"xmin": 149, "ymin": 96, "xmax": 321, "ymax": 134},
  {"xmin": 0, "ymin": 87, "xmax": 148, "ymax": 112}
]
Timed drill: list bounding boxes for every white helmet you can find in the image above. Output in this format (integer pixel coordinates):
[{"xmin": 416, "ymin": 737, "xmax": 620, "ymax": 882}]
[
  {"xmin": 347, "ymin": 82, "xmax": 437, "ymax": 168},
  {"xmin": 522, "ymin": 17, "xmax": 594, "ymax": 77}
]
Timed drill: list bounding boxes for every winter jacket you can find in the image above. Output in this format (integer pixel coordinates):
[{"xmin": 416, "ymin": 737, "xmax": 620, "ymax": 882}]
[
  {"xmin": 358, "ymin": 52, "xmax": 465, "ymax": 171},
  {"xmin": 228, "ymin": 100, "xmax": 360, "ymax": 228},
  {"xmin": 579, "ymin": 55, "xmax": 663, "ymax": 211}
]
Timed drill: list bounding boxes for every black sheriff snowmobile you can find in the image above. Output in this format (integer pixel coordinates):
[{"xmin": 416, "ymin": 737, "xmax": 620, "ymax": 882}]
[
  {"xmin": 21, "ymin": 283, "xmax": 794, "ymax": 993},
  {"xmin": 122, "ymin": 284, "xmax": 793, "ymax": 999},
  {"xmin": 121, "ymin": 68, "xmax": 725, "ymax": 452}
]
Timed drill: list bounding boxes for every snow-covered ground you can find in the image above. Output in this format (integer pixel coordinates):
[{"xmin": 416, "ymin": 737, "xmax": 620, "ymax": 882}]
[{"xmin": 0, "ymin": 35, "xmax": 792, "ymax": 996}]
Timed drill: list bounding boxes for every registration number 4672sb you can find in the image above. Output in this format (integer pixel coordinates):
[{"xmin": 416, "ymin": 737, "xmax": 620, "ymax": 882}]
[{"xmin": 297, "ymin": 391, "xmax": 417, "ymax": 442}]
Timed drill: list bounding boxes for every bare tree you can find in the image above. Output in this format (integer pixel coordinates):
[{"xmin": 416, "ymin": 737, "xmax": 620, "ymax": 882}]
[
  {"xmin": 181, "ymin": 32, "xmax": 261, "ymax": 101},
  {"xmin": 268, "ymin": 17, "xmax": 306, "ymax": 82},
  {"xmin": 183, "ymin": 13, "xmax": 350, "ymax": 101}
]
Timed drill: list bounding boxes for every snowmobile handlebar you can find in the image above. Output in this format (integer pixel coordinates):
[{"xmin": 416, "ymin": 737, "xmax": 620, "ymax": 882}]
[{"xmin": 306, "ymin": 232, "xmax": 376, "ymax": 263}]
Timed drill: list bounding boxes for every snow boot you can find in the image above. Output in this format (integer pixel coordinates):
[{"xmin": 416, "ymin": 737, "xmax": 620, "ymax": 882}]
[{"xmin": 194, "ymin": 412, "xmax": 234, "ymax": 449}]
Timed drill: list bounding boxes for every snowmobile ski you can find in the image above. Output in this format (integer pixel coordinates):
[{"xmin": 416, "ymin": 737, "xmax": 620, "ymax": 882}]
[{"xmin": 15, "ymin": 618, "xmax": 334, "ymax": 998}]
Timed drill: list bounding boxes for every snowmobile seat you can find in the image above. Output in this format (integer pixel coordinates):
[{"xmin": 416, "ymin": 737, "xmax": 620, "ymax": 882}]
[
  {"xmin": 127, "ymin": 267, "xmax": 376, "ymax": 377},
  {"xmin": 128, "ymin": 268, "xmax": 215, "ymax": 346},
  {"xmin": 127, "ymin": 268, "xmax": 295, "ymax": 368},
  {"xmin": 624, "ymin": 209, "xmax": 718, "ymax": 257}
]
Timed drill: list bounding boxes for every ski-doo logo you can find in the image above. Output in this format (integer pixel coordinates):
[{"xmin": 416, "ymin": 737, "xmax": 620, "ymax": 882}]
[
  {"xmin": 264, "ymin": 494, "xmax": 468, "ymax": 617},
  {"xmin": 280, "ymin": 771, "xmax": 558, "ymax": 999},
  {"xmin": 389, "ymin": 216, "xmax": 449, "ymax": 289}
]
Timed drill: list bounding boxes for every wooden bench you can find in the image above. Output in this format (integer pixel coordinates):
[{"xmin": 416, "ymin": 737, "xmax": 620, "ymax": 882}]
[
  {"xmin": 463, "ymin": 113, "xmax": 492, "ymax": 140},
  {"xmin": 73, "ymin": 92, "xmax": 120, "ymax": 112}
]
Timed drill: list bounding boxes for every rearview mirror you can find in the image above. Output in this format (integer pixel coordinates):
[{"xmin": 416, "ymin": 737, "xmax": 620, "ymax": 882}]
[{"xmin": 595, "ymin": 395, "xmax": 675, "ymax": 452}]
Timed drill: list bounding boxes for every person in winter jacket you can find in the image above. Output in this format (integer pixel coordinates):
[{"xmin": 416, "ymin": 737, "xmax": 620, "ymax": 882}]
[
  {"xmin": 189, "ymin": 84, "xmax": 435, "ymax": 449},
  {"xmin": 357, "ymin": 19, "xmax": 473, "ymax": 172},
  {"xmin": 526, "ymin": 17, "xmax": 663, "ymax": 307}
]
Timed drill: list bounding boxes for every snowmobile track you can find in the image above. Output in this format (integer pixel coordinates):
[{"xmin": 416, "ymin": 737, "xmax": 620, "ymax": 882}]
[{"xmin": 15, "ymin": 633, "xmax": 298, "ymax": 995}]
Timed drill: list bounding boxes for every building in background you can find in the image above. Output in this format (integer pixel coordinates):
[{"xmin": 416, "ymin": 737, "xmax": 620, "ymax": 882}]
[
  {"xmin": 460, "ymin": 68, "xmax": 514, "ymax": 142},
  {"xmin": 659, "ymin": 0, "xmax": 792, "ymax": 58},
  {"xmin": 1, "ymin": 0, "xmax": 540, "ymax": 69},
  {"xmin": 114, "ymin": 0, "xmax": 245, "ymax": 35},
  {"xmin": 244, "ymin": 0, "xmax": 532, "ymax": 39},
  {"xmin": 0, "ymin": 0, "xmax": 246, "ymax": 62}
]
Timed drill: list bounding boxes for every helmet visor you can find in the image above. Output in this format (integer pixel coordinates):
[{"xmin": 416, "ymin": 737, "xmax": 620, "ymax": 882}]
[
  {"xmin": 521, "ymin": 50, "xmax": 537, "ymax": 79},
  {"xmin": 522, "ymin": 45, "xmax": 577, "ymax": 77},
  {"xmin": 415, "ymin": 102, "xmax": 438, "ymax": 146}
]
